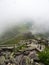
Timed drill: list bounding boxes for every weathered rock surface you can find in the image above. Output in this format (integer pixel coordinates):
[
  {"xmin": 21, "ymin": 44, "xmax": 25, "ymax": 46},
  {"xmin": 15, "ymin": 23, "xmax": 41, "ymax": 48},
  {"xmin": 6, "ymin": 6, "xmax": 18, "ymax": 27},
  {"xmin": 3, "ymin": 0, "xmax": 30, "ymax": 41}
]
[{"xmin": 0, "ymin": 38, "xmax": 46, "ymax": 65}]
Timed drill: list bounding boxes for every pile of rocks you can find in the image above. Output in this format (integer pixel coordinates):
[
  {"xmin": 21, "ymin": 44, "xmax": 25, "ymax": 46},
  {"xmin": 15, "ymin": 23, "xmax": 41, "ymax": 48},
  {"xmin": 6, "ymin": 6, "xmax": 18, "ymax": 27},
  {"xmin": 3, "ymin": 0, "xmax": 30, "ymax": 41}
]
[
  {"xmin": 0, "ymin": 48, "xmax": 44, "ymax": 65},
  {"xmin": 0, "ymin": 37, "xmax": 46, "ymax": 65}
]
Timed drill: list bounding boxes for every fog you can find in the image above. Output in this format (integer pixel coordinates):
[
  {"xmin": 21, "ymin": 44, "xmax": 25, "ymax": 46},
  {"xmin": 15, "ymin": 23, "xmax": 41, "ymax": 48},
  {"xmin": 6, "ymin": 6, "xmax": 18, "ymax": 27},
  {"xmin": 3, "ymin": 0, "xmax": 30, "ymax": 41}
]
[{"xmin": 0, "ymin": 0, "xmax": 49, "ymax": 35}]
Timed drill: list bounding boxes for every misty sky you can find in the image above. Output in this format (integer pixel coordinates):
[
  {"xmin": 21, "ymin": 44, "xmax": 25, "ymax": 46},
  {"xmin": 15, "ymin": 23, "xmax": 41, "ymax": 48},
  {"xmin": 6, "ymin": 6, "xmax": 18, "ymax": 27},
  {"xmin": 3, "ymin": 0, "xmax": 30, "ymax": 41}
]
[{"xmin": 0, "ymin": 0, "xmax": 49, "ymax": 34}]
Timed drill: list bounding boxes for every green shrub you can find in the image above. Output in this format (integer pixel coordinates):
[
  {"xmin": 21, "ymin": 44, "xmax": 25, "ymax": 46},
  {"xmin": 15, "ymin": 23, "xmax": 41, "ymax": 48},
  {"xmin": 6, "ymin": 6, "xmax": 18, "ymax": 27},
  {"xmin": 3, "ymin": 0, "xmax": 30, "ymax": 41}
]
[{"xmin": 38, "ymin": 48, "xmax": 49, "ymax": 65}]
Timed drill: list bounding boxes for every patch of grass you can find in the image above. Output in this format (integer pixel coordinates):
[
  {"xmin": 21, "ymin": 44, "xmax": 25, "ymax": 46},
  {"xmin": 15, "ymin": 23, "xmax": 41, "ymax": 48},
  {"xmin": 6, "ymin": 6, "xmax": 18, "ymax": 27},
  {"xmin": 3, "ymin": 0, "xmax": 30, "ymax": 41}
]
[
  {"xmin": 38, "ymin": 47, "xmax": 49, "ymax": 65},
  {"xmin": 15, "ymin": 44, "xmax": 27, "ymax": 52}
]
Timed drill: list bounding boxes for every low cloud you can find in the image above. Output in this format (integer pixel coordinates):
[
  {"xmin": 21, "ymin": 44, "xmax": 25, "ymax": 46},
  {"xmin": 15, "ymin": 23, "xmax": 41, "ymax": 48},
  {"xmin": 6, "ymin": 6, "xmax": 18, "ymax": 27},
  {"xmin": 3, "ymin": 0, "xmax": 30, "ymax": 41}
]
[{"xmin": 0, "ymin": 0, "xmax": 49, "ymax": 35}]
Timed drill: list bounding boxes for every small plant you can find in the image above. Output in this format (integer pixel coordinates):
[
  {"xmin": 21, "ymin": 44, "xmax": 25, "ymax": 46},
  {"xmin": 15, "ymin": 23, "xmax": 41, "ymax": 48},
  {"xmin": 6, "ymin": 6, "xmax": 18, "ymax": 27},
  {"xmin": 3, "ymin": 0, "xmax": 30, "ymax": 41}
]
[
  {"xmin": 38, "ymin": 48, "xmax": 49, "ymax": 65},
  {"xmin": 13, "ymin": 44, "xmax": 27, "ymax": 52}
]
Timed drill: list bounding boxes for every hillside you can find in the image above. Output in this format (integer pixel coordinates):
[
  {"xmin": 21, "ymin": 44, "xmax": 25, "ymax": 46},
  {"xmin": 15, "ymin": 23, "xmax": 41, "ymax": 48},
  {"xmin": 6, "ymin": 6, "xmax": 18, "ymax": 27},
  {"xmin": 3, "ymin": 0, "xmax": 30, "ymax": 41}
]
[{"xmin": 0, "ymin": 22, "xmax": 33, "ymax": 45}]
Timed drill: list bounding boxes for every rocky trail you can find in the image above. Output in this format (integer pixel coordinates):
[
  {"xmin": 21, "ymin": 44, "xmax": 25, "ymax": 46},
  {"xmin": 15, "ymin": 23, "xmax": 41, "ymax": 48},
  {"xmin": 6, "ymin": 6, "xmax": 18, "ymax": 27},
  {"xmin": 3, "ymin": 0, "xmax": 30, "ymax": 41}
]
[{"xmin": 0, "ymin": 38, "xmax": 48, "ymax": 65}]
